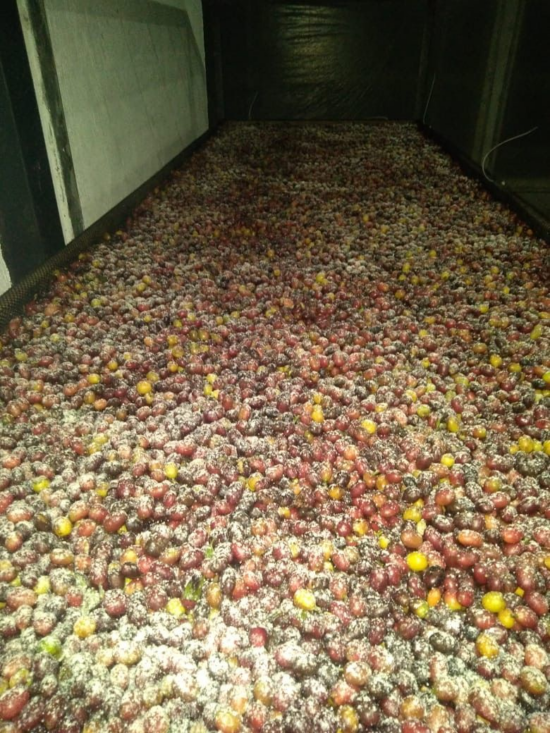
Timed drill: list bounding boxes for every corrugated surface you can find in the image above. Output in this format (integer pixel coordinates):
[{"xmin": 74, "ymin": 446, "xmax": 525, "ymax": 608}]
[{"xmin": 221, "ymin": 0, "xmax": 428, "ymax": 121}]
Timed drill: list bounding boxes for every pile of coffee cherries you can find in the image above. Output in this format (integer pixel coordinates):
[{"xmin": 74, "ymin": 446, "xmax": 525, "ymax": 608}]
[{"xmin": 0, "ymin": 123, "xmax": 549, "ymax": 733}]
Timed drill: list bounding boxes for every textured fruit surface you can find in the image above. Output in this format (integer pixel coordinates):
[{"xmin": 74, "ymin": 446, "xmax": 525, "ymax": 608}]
[{"xmin": 0, "ymin": 123, "xmax": 548, "ymax": 732}]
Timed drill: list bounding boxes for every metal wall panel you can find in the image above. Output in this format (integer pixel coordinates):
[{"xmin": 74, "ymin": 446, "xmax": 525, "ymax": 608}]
[{"xmin": 220, "ymin": 0, "xmax": 428, "ymax": 121}]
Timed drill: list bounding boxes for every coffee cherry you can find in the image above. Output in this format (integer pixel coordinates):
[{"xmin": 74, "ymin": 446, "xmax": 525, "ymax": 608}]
[{"xmin": 407, "ymin": 552, "xmax": 428, "ymax": 572}]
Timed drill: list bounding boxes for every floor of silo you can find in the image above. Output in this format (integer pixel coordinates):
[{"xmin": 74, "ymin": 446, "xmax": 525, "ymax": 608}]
[{"xmin": 0, "ymin": 122, "xmax": 549, "ymax": 733}]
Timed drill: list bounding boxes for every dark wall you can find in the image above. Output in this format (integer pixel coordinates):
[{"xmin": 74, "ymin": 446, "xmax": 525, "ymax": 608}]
[
  {"xmin": 0, "ymin": 64, "xmax": 44, "ymax": 283},
  {"xmin": 220, "ymin": 0, "xmax": 428, "ymax": 121},
  {"xmin": 422, "ymin": 0, "xmax": 497, "ymax": 158},
  {"xmin": 423, "ymin": 0, "xmax": 549, "ymax": 228},
  {"xmin": 0, "ymin": 1, "xmax": 64, "ymax": 286},
  {"xmin": 203, "ymin": 0, "xmax": 225, "ymax": 126},
  {"xmin": 495, "ymin": 0, "xmax": 549, "ymax": 181}
]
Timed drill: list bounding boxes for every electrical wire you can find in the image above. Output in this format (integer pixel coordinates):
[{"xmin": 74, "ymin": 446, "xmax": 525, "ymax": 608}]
[
  {"xmin": 481, "ymin": 126, "xmax": 539, "ymax": 184},
  {"xmin": 422, "ymin": 74, "xmax": 436, "ymax": 125},
  {"xmin": 248, "ymin": 91, "xmax": 259, "ymax": 121}
]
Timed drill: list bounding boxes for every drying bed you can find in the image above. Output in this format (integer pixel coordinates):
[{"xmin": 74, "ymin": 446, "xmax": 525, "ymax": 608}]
[{"xmin": 0, "ymin": 123, "xmax": 549, "ymax": 733}]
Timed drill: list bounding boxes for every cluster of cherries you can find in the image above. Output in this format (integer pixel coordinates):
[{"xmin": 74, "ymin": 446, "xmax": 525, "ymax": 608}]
[{"xmin": 0, "ymin": 122, "xmax": 549, "ymax": 733}]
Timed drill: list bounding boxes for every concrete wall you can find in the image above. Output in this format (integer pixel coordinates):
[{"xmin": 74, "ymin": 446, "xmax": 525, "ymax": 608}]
[{"xmin": 19, "ymin": 0, "xmax": 208, "ymax": 241}]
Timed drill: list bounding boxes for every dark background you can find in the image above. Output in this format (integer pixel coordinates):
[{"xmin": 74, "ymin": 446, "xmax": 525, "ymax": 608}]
[{"xmin": 218, "ymin": 0, "xmax": 428, "ymax": 121}]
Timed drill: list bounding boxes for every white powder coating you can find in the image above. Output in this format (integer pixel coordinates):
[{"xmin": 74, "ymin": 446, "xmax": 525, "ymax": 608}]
[{"xmin": 0, "ymin": 124, "xmax": 549, "ymax": 732}]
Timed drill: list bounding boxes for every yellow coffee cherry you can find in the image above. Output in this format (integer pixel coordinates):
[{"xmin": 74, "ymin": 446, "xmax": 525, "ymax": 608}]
[
  {"xmin": 481, "ymin": 592, "xmax": 506, "ymax": 613},
  {"xmin": 247, "ymin": 473, "xmax": 262, "ymax": 492},
  {"xmin": 403, "ymin": 505, "xmax": 423, "ymax": 523},
  {"xmin": 497, "ymin": 608, "xmax": 515, "ymax": 629},
  {"xmin": 361, "ymin": 419, "xmax": 377, "ymax": 434},
  {"xmin": 52, "ymin": 517, "xmax": 73, "ymax": 538},
  {"xmin": 33, "ymin": 477, "xmax": 50, "ymax": 493},
  {"xmin": 427, "ymin": 588, "xmax": 441, "ymax": 607},
  {"xmin": 411, "ymin": 599, "xmax": 430, "ymax": 618},
  {"xmin": 476, "ymin": 633, "xmax": 499, "ymax": 658},
  {"xmin": 35, "ymin": 576, "xmax": 51, "ymax": 595},
  {"xmin": 473, "ymin": 425, "xmax": 487, "ymax": 439},
  {"xmin": 215, "ymin": 709, "xmax": 241, "ymax": 733},
  {"xmin": 164, "ymin": 464, "xmax": 178, "ymax": 480},
  {"xmin": 166, "ymin": 599, "xmax": 186, "ymax": 618},
  {"xmin": 293, "ymin": 589, "xmax": 316, "ymax": 611},
  {"xmin": 447, "ymin": 417, "xmax": 460, "ymax": 433},
  {"xmin": 74, "ymin": 616, "xmax": 97, "ymax": 639},
  {"xmin": 444, "ymin": 592, "xmax": 463, "ymax": 611},
  {"xmin": 136, "ymin": 380, "xmax": 152, "ymax": 395},
  {"xmin": 311, "ymin": 405, "xmax": 324, "ymax": 423},
  {"xmin": 339, "ymin": 705, "xmax": 359, "ymax": 733},
  {"xmin": 288, "ymin": 539, "xmax": 301, "ymax": 559},
  {"xmin": 9, "ymin": 668, "xmax": 31, "ymax": 688},
  {"xmin": 518, "ymin": 435, "xmax": 534, "ymax": 453},
  {"xmin": 407, "ymin": 552, "xmax": 428, "ymax": 572},
  {"xmin": 353, "ymin": 519, "xmax": 368, "ymax": 537}
]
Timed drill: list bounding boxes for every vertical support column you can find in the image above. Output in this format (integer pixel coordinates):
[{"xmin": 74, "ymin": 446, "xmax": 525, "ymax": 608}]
[{"xmin": 472, "ymin": 0, "xmax": 525, "ymax": 168}]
